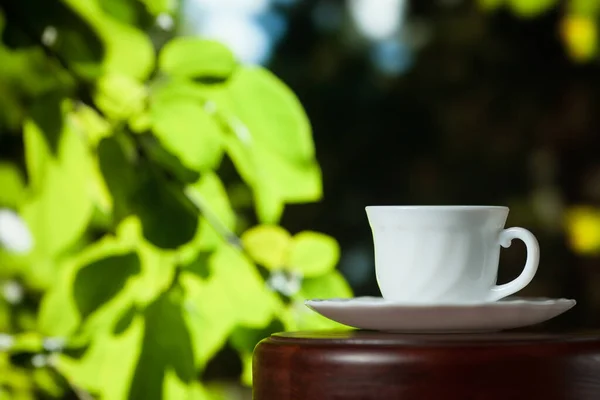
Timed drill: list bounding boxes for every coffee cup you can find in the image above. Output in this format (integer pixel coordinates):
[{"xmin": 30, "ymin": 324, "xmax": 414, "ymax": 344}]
[{"xmin": 366, "ymin": 206, "xmax": 539, "ymax": 303}]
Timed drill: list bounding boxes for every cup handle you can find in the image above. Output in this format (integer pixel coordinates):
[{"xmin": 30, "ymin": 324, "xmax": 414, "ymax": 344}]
[{"xmin": 488, "ymin": 227, "xmax": 540, "ymax": 302}]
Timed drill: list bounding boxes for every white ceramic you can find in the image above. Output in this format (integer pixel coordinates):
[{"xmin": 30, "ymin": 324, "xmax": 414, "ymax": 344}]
[
  {"xmin": 305, "ymin": 297, "xmax": 576, "ymax": 333},
  {"xmin": 366, "ymin": 206, "xmax": 540, "ymax": 303}
]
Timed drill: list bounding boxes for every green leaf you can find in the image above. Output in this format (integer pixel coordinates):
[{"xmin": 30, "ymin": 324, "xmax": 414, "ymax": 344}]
[
  {"xmin": 569, "ymin": 0, "xmax": 600, "ymax": 15},
  {"xmin": 21, "ymin": 118, "xmax": 94, "ymax": 258},
  {"xmin": 0, "ymin": 162, "xmax": 26, "ymax": 207},
  {"xmin": 288, "ymin": 232, "xmax": 340, "ymax": 277},
  {"xmin": 299, "ymin": 270, "xmax": 352, "ymax": 300},
  {"xmin": 151, "ymin": 91, "xmax": 224, "ymax": 172},
  {"xmin": 129, "ymin": 290, "xmax": 195, "ymax": 400},
  {"xmin": 37, "ymin": 232, "xmax": 136, "ymax": 336},
  {"xmin": 65, "ymin": 0, "xmax": 155, "ymax": 80},
  {"xmin": 507, "ymin": 0, "xmax": 558, "ymax": 17},
  {"xmin": 113, "ymin": 305, "xmax": 138, "ymax": 335},
  {"xmin": 227, "ymin": 67, "xmax": 314, "ymax": 163},
  {"xmin": 97, "ymin": 135, "xmax": 138, "ymax": 222},
  {"xmin": 137, "ymin": 134, "xmax": 200, "ymax": 183},
  {"xmin": 140, "ymin": 0, "xmax": 175, "ymax": 15},
  {"xmin": 241, "ymin": 225, "xmax": 291, "ymax": 269},
  {"xmin": 159, "ymin": 38, "xmax": 237, "ymax": 80},
  {"xmin": 180, "ymin": 272, "xmax": 238, "ymax": 367},
  {"xmin": 73, "ymin": 252, "xmax": 141, "ymax": 319},
  {"xmin": 163, "ymin": 370, "xmax": 209, "ymax": 400},
  {"xmin": 182, "ymin": 171, "xmax": 236, "ymax": 253},
  {"xmin": 187, "ymin": 171, "xmax": 236, "ymax": 228},
  {"xmin": 132, "ymin": 170, "xmax": 199, "ymax": 249},
  {"xmin": 93, "ymin": 73, "xmax": 147, "ymax": 122},
  {"xmin": 281, "ymin": 271, "xmax": 352, "ymax": 331},
  {"xmin": 1, "ymin": 0, "xmax": 105, "ymax": 75},
  {"xmin": 55, "ymin": 317, "xmax": 143, "ymax": 399},
  {"xmin": 209, "ymin": 244, "xmax": 281, "ymax": 327},
  {"xmin": 29, "ymin": 91, "xmax": 65, "ymax": 156},
  {"xmin": 195, "ymin": 67, "xmax": 323, "ymax": 221}
]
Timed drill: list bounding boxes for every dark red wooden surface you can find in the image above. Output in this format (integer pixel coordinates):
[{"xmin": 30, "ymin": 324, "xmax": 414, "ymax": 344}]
[{"xmin": 253, "ymin": 330, "xmax": 600, "ymax": 400}]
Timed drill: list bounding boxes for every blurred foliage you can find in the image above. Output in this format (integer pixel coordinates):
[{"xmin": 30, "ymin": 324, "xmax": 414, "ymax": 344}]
[
  {"xmin": 479, "ymin": 0, "xmax": 600, "ymax": 61},
  {"xmin": 0, "ymin": 0, "xmax": 351, "ymax": 398}
]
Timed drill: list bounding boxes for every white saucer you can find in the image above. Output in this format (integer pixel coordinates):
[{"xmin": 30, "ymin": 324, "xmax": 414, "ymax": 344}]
[{"xmin": 305, "ymin": 297, "xmax": 576, "ymax": 333}]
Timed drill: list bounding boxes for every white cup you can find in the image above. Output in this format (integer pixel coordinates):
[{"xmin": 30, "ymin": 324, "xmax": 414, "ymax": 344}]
[{"xmin": 366, "ymin": 206, "xmax": 539, "ymax": 304}]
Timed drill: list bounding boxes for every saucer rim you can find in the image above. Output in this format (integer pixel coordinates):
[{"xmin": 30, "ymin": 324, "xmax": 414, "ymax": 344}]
[{"xmin": 305, "ymin": 296, "xmax": 577, "ymax": 309}]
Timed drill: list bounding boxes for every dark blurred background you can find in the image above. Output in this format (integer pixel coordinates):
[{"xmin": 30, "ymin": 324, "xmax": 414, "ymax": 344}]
[{"xmin": 219, "ymin": 0, "xmax": 600, "ymax": 329}]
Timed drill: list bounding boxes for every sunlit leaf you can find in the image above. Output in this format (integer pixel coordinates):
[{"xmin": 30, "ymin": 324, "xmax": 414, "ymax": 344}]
[
  {"xmin": 37, "ymin": 232, "xmax": 135, "ymax": 336},
  {"xmin": 159, "ymin": 38, "xmax": 237, "ymax": 80},
  {"xmin": 255, "ymin": 146, "xmax": 322, "ymax": 203},
  {"xmin": 32, "ymin": 369, "xmax": 64, "ymax": 398},
  {"xmin": 507, "ymin": 0, "xmax": 558, "ymax": 17},
  {"xmin": 114, "ymin": 216, "xmax": 177, "ymax": 306},
  {"xmin": 569, "ymin": 0, "xmax": 600, "ymax": 15},
  {"xmin": 288, "ymin": 231, "xmax": 340, "ymax": 277},
  {"xmin": 0, "ymin": 162, "xmax": 26, "ymax": 207},
  {"xmin": 561, "ymin": 15, "xmax": 598, "ymax": 62},
  {"xmin": 93, "ymin": 73, "xmax": 147, "ymax": 122},
  {"xmin": 129, "ymin": 289, "xmax": 195, "ymax": 400},
  {"xmin": 284, "ymin": 271, "xmax": 352, "ymax": 331},
  {"xmin": 241, "ymin": 225, "xmax": 291, "ymax": 269},
  {"xmin": 299, "ymin": 270, "xmax": 353, "ymax": 300},
  {"xmin": 209, "ymin": 244, "xmax": 281, "ymax": 327},
  {"xmin": 55, "ymin": 317, "xmax": 143, "ymax": 399},
  {"xmin": 184, "ymin": 171, "xmax": 237, "ymax": 251},
  {"xmin": 197, "ymin": 67, "xmax": 323, "ymax": 221},
  {"xmin": 21, "ymin": 118, "xmax": 93, "ymax": 258},
  {"xmin": 180, "ymin": 272, "xmax": 238, "ymax": 366},
  {"xmin": 65, "ymin": 0, "xmax": 155, "ymax": 80},
  {"xmin": 141, "ymin": 0, "xmax": 175, "ymax": 15},
  {"xmin": 151, "ymin": 92, "xmax": 224, "ymax": 172},
  {"xmin": 100, "ymin": 0, "xmax": 140, "ymax": 25},
  {"xmin": 564, "ymin": 206, "xmax": 600, "ymax": 254},
  {"xmin": 73, "ymin": 252, "xmax": 141, "ymax": 319},
  {"xmin": 227, "ymin": 67, "xmax": 315, "ymax": 163},
  {"xmin": 188, "ymin": 174, "xmax": 234, "ymax": 226}
]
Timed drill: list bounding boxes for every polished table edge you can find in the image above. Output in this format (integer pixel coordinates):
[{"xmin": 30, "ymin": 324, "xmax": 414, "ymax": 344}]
[{"xmin": 259, "ymin": 329, "xmax": 600, "ymax": 347}]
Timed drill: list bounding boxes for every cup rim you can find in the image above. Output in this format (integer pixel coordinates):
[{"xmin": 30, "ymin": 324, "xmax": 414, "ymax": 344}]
[{"xmin": 365, "ymin": 205, "xmax": 509, "ymax": 211}]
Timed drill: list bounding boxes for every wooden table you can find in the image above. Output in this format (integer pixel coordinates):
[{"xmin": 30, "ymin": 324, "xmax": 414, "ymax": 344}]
[{"xmin": 253, "ymin": 330, "xmax": 600, "ymax": 400}]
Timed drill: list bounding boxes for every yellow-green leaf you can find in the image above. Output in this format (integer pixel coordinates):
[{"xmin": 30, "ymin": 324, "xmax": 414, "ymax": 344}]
[
  {"xmin": 561, "ymin": 15, "xmax": 598, "ymax": 62},
  {"xmin": 183, "ymin": 172, "xmax": 236, "ymax": 253},
  {"xmin": 241, "ymin": 225, "xmax": 291, "ymax": 269},
  {"xmin": 159, "ymin": 38, "xmax": 236, "ymax": 79},
  {"xmin": 93, "ymin": 73, "xmax": 147, "ymax": 122},
  {"xmin": 299, "ymin": 270, "xmax": 353, "ymax": 300},
  {"xmin": 21, "ymin": 119, "xmax": 94, "ymax": 258},
  {"xmin": 210, "ymin": 244, "xmax": 280, "ymax": 327},
  {"xmin": 180, "ymin": 272, "xmax": 238, "ymax": 366},
  {"xmin": 151, "ymin": 95, "xmax": 224, "ymax": 172},
  {"xmin": 55, "ymin": 317, "xmax": 143, "ymax": 400},
  {"xmin": 564, "ymin": 206, "xmax": 600, "ymax": 254},
  {"xmin": 227, "ymin": 67, "xmax": 314, "ymax": 162},
  {"xmin": 507, "ymin": 0, "xmax": 558, "ymax": 17},
  {"xmin": 0, "ymin": 162, "xmax": 26, "ymax": 207},
  {"xmin": 65, "ymin": 0, "xmax": 155, "ymax": 80},
  {"xmin": 288, "ymin": 231, "xmax": 340, "ymax": 277}
]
